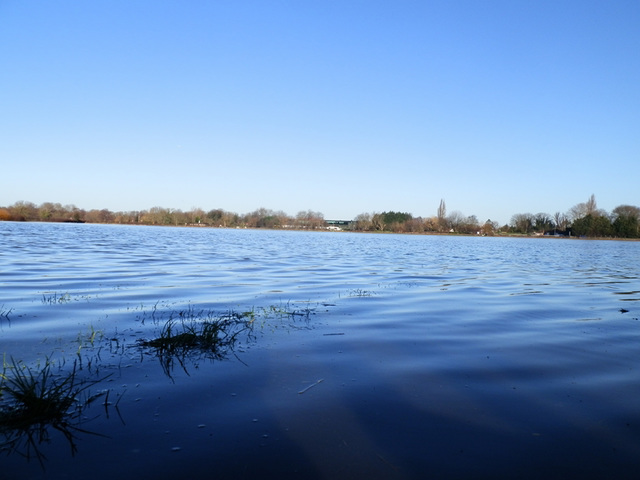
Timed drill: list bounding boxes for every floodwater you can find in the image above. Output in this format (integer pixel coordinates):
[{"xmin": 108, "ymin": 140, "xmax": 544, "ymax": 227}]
[{"xmin": 1, "ymin": 222, "xmax": 639, "ymax": 479}]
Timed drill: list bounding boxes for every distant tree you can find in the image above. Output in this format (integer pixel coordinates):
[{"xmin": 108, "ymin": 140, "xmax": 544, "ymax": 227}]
[
  {"xmin": 457, "ymin": 215, "xmax": 480, "ymax": 234},
  {"xmin": 64, "ymin": 204, "xmax": 85, "ymax": 222},
  {"xmin": 510, "ymin": 213, "xmax": 534, "ymax": 234},
  {"xmin": 208, "ymin": 208, "xmax": 240, "ymax": 227},
  {"xmin": 403, "ymin": 217, "xmax": 425, "ymax": 233},
  {"xmin": 612, "ymin": 204, "xmax": 640, "ymax": 218},
  {"xmin": 245, "ymin": 208, "xmax": 290, "ymax": 228},
  {"xmin": 367, "ymin": 211, "xmax": 413, "ymax": 232},
  {"xmin": 85, "ymin": 209, "xmax": 112, "ymax": 223},
  {"xmin": 98, "ymin": 209, "xmax": 115, "ymax": 223},
  {"xmin": 533, "ymin": 213, "xmax": 554, "ymax": 233},
  {"xmin": 553, "ymin": 212, "xmax": 568, "ymax": 233},
  {"xmin": 586, "ymin": 194, "xmax": 597, "ymax": 216},
  {"xmin": 446, "ymin": 211, "xmax": 465, "ymax": 232},
  {"xmin": 295, "ymin": 210, "xmax": 324, "ymax": 229},
  {"xmin": 172, "ymin": 209, "xmax": 189, "ymax": 225},
  {"xmin": 422, "ymin": 216, "xmax": 438, "ymax": 232},
  {"xmin": 437, "ymin": 199, "xmax": 447, "ymax": 231},
  {"xmin": 207, "ymin": 208, "xmax": 227, "ymax": 226},
  {"xmin": 570, "ymin": 194, "xmax": 600, "ymax": 222},
  {"xmin": 572, "ymin": 214, "xmax": 612, "ymax": 237},
  {"xmin": 611, "ymin": 205, "xmax": 640, "ymax": 238},
  {"xmin": 354, "ymin": 213, "xmax": 373, "ymax": 231},
  {"xmin": 244, "ymin": 208, "xmax": 272, "ymax": 228},
  {"xmin": 568, "ymin": 194, "xmax": 616, "ymax": 237},
  {"xmin": 481, "ymin": 219, "xmax": 499, "ymax": 235},
  {"xmin": 113, "ymin": 210, "xmax": 141, "ymax": 224},
  {"xmin": 189, "ymin": 208, "xmax": 206, "ymax": 224},
  {"xmin": 8, "ymin": 201, "xmax": 38, "ymax": 221},
  {"xmin": 144, "ymin": 206, "xmax": 173, "ymax": 225},
  {"xmin": 38, "ymin": 202, "xmax": 59, "ymax": 221},
  {"xmin": 371, "ymin": 213, "xmax": 384, "ymax": 231},
  {"xmin": 381, "ymin": 211, "xmax": 412, "ymax": 228}
]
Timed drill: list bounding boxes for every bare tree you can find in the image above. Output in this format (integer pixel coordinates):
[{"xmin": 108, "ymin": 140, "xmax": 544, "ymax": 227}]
[
  {"xmin": 553, "ymin": 212, "xmax": 568, "ymax": 232},
  {"xmin": 295, "ymin": 210, "xmax": 325, "ymax": 229},
  {"xmin": 446, "ymin": 211, "xmax": 465, "ymax": 232},
  {"xmin": 570, "ymin": 194, "xmax": 598, "ymax": 221},
  {"xmin": 510, "ymin": 213, "xmax": 534, "ymax": 234},
  {"xmin": 354, "ymin": 213, "xmax": 373, "ymax": 231},
  {"xmin": 8, "ymin": 201, "xmax": 38, "ymax": 221},
  {"xmin": 611, "ymin": 204, "xmax": 640, "ymax": 221}
]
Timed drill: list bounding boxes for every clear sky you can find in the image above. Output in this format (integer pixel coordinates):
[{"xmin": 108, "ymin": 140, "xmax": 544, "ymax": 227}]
[{"xmin": 1, "ymin": 1, "xmax": 638, "ymax": 225}]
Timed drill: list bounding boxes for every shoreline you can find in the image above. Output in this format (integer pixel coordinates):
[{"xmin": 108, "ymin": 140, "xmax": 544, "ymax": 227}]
[{"xmin": 2, "ymin": 219, "xmax": 638, "ymax": 242}]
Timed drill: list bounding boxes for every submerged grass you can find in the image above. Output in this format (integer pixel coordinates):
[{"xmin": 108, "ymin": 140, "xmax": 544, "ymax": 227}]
[
  {"xmin": 0, "ymin": 357, "xmax": 112, "ymax": 466},
  {"xmin": 1, "ymin": 299, "xmax": 321, "ymax": 462},
  {"xmin": 0, "ymin": 305, "xmax": 12, "ymax": 321},
  {"xmin": 137, "ymin": 309, "xmax": 256, "ymax": 378},
  {"xmin": 41, "ymin": 292, "xmax": 72, "ymax": 304},
  {"xmin": 136, "ymin": 302, "xmax": 316, "ymax": 378}
]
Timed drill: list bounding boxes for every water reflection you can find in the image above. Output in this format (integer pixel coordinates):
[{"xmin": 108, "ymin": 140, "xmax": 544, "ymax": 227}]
[{"xmin": 2, "ymin": 224, "xmax": 640, "ymax": 478}]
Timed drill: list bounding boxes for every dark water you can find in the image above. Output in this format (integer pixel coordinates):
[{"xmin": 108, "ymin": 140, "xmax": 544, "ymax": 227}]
[{"xmin": 1, "ymin": 222, "xmax": 639, "ymax": 479}]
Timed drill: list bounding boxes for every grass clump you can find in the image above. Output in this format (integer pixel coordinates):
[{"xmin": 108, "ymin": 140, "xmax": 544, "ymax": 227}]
[
  {"xmin": 0, "ymin": 357, "xmax": 109, "ymax": 465},
  {"xmin": 41, "ymin": 292, "xmax": 72, "ymax": 304},
  {"xmin": 138, "ymin": 310, "xmax": 254, "ymax": 378},
  {"xmin": 1, "ymin": 358, "xmax": 83, "ymax": 427},
  {"xmin": 137, "ymin": 303, "xmax": 317, "ymax": 378}
]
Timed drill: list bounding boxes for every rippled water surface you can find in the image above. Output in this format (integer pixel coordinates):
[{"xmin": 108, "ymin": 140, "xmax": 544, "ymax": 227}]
[{"xmin": 1, "ymin": 222, "xmax": 640, "ymax": 479}]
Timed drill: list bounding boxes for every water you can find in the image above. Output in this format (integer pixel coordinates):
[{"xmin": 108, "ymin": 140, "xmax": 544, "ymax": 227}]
[{"xmin": 1, "ymin": 222, "xmax": 639, "ymax": 479}]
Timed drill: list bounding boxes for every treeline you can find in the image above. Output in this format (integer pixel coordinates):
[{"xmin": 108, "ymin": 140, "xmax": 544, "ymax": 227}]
[
  {"xmin": 508, "ymin": 195, "xmax": 640, "ymax": 238},
  {"xmin": 1, "ymin": 195, "xmax": 639, "ymax": 238},
  {"xmin": 0, "ymin": 202, "xmax": 327, "ymax": 230}
]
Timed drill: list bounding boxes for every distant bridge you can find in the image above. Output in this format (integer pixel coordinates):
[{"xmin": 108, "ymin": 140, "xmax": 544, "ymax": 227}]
[{"xmin": 325, "ymin": 220, "xmax": 353, "ymax": 227}]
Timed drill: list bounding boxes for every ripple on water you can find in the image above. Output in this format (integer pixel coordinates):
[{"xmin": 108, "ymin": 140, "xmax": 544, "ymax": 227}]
[{"xmin": 1, "ymin": 223, "xmax": 639, "ymax": 478}]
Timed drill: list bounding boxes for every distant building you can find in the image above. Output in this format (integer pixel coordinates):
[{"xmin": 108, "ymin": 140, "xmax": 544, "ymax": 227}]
[{"xmin": 325, "ymin": 219, "xmax": 353, "ymax": 231}]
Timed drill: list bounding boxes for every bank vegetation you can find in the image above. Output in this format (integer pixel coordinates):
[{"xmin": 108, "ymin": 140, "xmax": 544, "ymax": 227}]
[{"xmin": 1, "ymin": 195, "xmax": 638, "ymax": 239}]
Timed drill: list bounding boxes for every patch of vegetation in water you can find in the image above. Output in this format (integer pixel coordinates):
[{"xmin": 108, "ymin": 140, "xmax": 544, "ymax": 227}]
[
  {"xmin": 0, "ymin": 357, "xmax": 115, "ymax": 466},
  {"xmin": 135, "ymin": 303, "xmax": 317, "ymax": 378},
  {"xmin": 347, "ymin": 288, "xmax": 377, "ymax": 297},
  {"xmin": 139, "ymin": 311, "xmax": 252, "ymax": 356},
  {"xmin": 0, "ymin": 300, "xmax": 323, "ymax": 463},
  {"xmin": 0, "ymin": 305, "xmax": 12, "ymax": 321},
  {"xmin": 41, "ymin": 292, "xmax": 72, "ymax": 304},
  {"xmin": 136, "ymin": 309, "xmax": 256, "ymax": 378}
]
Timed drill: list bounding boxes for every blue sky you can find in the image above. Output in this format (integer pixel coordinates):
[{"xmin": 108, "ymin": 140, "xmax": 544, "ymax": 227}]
[{"xmin": 1, "ymin": 1, "xmax": 638, "ymax": 225}]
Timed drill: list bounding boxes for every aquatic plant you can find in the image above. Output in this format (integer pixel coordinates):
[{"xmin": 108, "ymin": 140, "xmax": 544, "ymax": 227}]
[
  {"xmin": 347, "ymin": 288, "xmax": 376, "ymax": 297},
  {"xmin": 136, "ymin": 302, "xmax": 320, "ymax": 379},
  {"xmin": 137, "ymin": 310, "xmax": 255, "ymax": 378},
  {"xmin": 41, "ymin": 292, "xmax": 72, "ymax": 305},
  {"xmin": 261, "ymin": 302, "xmax": 314, "ymax": 321},
  {"xmin": 0, "ymin": 305, "xmax": 12, "ymax": 322},
  {"xmin": 0, "ymin": 357, "xmax": 112, "ymax": 466}
]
